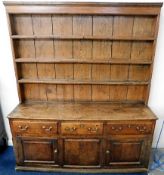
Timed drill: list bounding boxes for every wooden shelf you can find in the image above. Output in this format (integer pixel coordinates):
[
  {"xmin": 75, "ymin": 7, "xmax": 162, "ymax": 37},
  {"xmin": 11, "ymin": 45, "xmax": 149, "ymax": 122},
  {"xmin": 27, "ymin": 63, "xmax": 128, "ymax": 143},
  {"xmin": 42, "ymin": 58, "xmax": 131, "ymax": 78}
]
[
  {"xmin": 11, "ymin": 35, "xmax": 155, "ymax": 41},
  {"xmin": 15, "ymin": 58, "xmax": 152, "ymax": 65},
  {"xmin": 8, "ymin": 101, "xmax": 157, "ymax": 120},
  {"xmin": 18, "ymin": 79, "xmax": 149, "ymax": 85}
]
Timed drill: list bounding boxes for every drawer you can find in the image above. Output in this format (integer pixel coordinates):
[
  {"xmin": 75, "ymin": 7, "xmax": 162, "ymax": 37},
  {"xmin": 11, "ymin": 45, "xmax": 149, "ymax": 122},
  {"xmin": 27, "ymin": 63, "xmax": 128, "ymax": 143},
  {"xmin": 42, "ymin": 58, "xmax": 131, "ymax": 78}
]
[
  {"xmin": 61, "ymin": 122, "xmax": 103, "ymax": 135},
  {"xmin": 105, "ymin": 121, "xmax": 154, "ymax": 135},
  {"xmin": 11, "ymin": 120, "xmax": 57, "ymax": 137}
]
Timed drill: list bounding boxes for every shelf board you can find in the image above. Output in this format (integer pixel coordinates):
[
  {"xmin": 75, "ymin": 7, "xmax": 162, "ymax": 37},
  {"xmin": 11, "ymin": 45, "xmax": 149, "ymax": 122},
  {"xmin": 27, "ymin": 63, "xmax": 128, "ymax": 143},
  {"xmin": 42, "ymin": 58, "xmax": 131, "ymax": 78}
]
[
  {"xmin": 8, "ymin": 101, "xmax": 157, "ymax": 121},
  {"xmin": 11, "ymin": 35, "xmax": 155, "ymax": 41},
  {"xmin": 18, "ymin": 79, "xmax": 149, "ymax": 85},
  {"xmin": 15, "ymin": 58, "xmax": 152, "ymax": 65}
]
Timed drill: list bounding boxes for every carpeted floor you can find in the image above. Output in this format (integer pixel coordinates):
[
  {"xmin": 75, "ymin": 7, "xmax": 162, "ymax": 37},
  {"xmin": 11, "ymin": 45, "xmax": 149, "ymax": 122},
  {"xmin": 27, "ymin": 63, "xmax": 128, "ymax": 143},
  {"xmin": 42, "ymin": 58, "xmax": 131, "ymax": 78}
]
[{"xmin": 0, "ymin": 146, "xmax": 147, "ymax": 175}]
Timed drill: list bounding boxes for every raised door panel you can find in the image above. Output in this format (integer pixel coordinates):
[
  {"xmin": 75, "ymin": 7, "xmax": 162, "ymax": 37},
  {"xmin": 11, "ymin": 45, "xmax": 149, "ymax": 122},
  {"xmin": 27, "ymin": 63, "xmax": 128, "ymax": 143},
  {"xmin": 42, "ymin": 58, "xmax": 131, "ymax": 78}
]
[
  {"xmin": 63, "ymin": 139, "xmax": 102, "ymax": 167},
  {"xmin": 16, "ymin": 138, "xmax": 58, "ymax": 165},
  {"xmin": 105, "ymin": 136, "xmax": 148, "ymax": 168}
]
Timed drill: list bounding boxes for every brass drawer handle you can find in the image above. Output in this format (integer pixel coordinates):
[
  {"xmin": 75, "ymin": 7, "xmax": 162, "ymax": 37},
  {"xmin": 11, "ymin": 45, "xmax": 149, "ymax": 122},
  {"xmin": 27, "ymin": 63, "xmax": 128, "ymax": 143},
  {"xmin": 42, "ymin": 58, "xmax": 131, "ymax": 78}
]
[
  {"xmin": 136, "ymin": 126, "xmax": 147, "ymax": 132},
  {"xmin": 65, "ymin": 127, "xmax": 70, "ymax": 131},
  {"xmin": 106, "ymin": 150, "xmax": 110, "ymax": 154},
  {"xmin": 88, "ymin": 127, "xmax": 99, "ymax": 132},
  {"xmin": 42, "ymin": 126, "xmax": 53, "ymax": 132},
  {"xmin": 65, "ymin": 127, "xmax": 77, "ymax": 132},
  {"xmin": 18, "ymin": 125, "xmax": 29, "ymax": 131},
  {"xmin": 111, "ymin": 126, "xmax": 123, "ymax": 131}
]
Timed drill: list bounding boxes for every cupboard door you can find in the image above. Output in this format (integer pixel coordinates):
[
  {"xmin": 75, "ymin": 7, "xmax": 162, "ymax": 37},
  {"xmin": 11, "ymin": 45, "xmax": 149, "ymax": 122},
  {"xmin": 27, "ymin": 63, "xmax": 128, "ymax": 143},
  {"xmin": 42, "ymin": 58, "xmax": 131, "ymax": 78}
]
[
  {"xmin": 16, "ymin": 137, "xmax": 58, "ymax": 165},
  {"xmin": 105, "ymin": 136, "xmax": 149, "ymax": 168},
  {"xmin": 63, "ymin": 139, "xmax": 102, "ymax": 167}
]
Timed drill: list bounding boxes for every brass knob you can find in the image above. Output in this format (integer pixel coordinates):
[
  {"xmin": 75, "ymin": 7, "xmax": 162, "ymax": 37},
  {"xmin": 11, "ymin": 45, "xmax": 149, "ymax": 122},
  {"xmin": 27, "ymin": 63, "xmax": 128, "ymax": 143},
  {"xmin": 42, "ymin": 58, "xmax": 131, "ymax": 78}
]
[
  {"xmin": 73, "ymin": 127, "xmax": 77, "ymax": 131},
  {"xmin": 54, "ymin": 149, "xmax": 58, "ymax": 153},
  {"xmin": 119, "ymin": 126, "xmax": 122, "ymax": 130},
  {"xmin": 111, "ymin": 126, "xmax": 115, "ymax": 130},
  {"xmin": 18, "ymin": 125, "xmax": 29, "ymax": 131},
  {"xmin": 136, "ymin": 126, "xmax": 140, "ymax": 130},
  {"xmin": 128, "ymin": 125, "xmax": 131, "ymax": 128},
  {"xmin": 106, "ymin": 150, "xmax": 110, "ymax": 154}
]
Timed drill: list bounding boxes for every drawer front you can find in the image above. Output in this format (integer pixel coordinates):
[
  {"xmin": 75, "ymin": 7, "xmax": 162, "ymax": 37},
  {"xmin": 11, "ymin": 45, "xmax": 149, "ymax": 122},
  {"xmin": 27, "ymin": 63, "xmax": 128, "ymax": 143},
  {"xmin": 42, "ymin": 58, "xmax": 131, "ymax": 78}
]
[
  {"xmin": 61, "ymin": 122, "xmax": 103, "ymax": 135},
  {"xmin": 11, "ymin": 120, "xmax": 57, "ymax": 137},
  {"xmin": 105, "ymin": 122, "xmax": 154, "ymax": 135}
]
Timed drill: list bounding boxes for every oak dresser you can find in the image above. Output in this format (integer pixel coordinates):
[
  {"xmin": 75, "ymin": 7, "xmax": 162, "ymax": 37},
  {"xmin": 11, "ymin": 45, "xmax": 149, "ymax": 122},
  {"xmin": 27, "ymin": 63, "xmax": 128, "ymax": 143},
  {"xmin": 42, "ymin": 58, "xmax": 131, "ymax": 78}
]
[{"xmin": 4, "ymin": 1, "xmax": 163, "ymax": 173}]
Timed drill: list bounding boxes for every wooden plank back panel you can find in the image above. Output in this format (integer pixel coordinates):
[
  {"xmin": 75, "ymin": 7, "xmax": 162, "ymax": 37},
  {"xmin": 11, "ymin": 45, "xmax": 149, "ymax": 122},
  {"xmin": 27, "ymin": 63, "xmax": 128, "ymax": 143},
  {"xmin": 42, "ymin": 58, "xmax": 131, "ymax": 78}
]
[
  {"xmin": 73, "ymin": 16, "xmax": 92, "ymax": 35},
  {"xmin": 73, "ymin": 41, "xmax": 92, "ymax": 60},
  {"xmin": 55, "ymin": 40, "xmax": 73, "ymax": 59},
  {"xmin": 20, "ymin": 63, "xmax": 38, "ymax": 79},
  {"xmin": 92, "ymin": 41, "xmax": 112, "ymax": 60},
  {"xmin": 113, "ymin": 16, "xmax": 134, "ymax": 37},
  {"xmin": 19, "ymin": 63, "xmax": 150, "ymax": 82},
  {"xmin": 93, "ymin": 16, "xmax": 113, "ymax": 37},
  {"xmin": 37, "ymin": 63, "xmax": 55, "ymax": 79},
  {"xmin": 74, "ymin": 85, "xmax": 92, "ymax": 101},
  {"xmin": 57, "ymin": 85, "xmax": 74, "ymax": 101},
  {"xmin": 92, "ymin": 65, "xmax": 110, "ymax": 81},
  {"xmin": 131, "ymin": 42, "xmax": 153, "ymax": 61},
  {"xmin": 9, "ymin": 12, "xmax": 159, "ymax": 104},
  {"xmin": 14, "ymin": 40, "xmax": 35, "ymax": 58},
  {"xmin": 92, "ymin": 85, "xmax": 110, "ymax": 101},
  {"xmin": 53, "ymin": 15, "xmax": 72, "ymax": 35},
  {"xmin": 129, "ymin": 65, "xmax": 150, "ymax": 81},
  {"xmin": 23, "ymin": 84, "xmax": 47, "ymax": 101},
  {"xmin": 127, "ymin": 85, "xmax": 147, "ymax": 101},
  {"xmin": 133, "ymin": 16, "xmax": 156, "ymax": 37},
  {"xmin": 32, "ymin": 15, "xmax": 55, "ymax": 81},
  {"xmin": 112, "ymin": 41, "xmax": 131, "ymax": 59},
  {"xmin": 11, "ymin": 15, "xmax": 157, "ymax": 37},
  {"xmin": 11, "ymin": 14, "xmax": 33, "ymax": 35},
  {"xmin": 74, "ymin": 64, "xmax": 91, "ymax": 81},
  {"xmin": 53, "ymin": 15, "xmax": 73, "ymax": 102},
  {"xmin": 72, "ymin": 15, "xmax": 92, "ymax": 101},
  {"xmin": 110, "ymin": 85, "xmax": 128, "ymax": 101},
  {"xmin": 12, "ymin": 15, "xmax": 38, "ymax": 83},
  {"xmin": 22, "ymin": 84, "xmax": 148, "ymax": 103},
  {"xmin": 46, "ymin": 84, "xmax": 57, "ymax": 101},
  {"xmin": 110, "ymin": 65, "xmax": 129, "ymax": 81}
]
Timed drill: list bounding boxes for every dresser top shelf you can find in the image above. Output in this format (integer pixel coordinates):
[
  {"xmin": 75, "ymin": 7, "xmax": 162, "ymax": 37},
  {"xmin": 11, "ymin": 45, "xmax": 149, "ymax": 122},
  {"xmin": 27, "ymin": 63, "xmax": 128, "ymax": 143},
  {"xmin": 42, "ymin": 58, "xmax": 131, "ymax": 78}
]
[
  {"xmin": 3, "ymin": 2, "xmax": 163, "ymax": 6},
  {"xmin": 8, "ymin": 102, "xmax": 157, "ymax": 121}
]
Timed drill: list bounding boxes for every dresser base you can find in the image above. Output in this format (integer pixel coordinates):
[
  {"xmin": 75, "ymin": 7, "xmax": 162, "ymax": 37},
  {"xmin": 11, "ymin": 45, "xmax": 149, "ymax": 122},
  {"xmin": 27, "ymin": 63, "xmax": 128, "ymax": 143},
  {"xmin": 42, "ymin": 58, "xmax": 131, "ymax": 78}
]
[{"xmin": 9, "ymin": 102, "xmax": 156, "ymax": 173}]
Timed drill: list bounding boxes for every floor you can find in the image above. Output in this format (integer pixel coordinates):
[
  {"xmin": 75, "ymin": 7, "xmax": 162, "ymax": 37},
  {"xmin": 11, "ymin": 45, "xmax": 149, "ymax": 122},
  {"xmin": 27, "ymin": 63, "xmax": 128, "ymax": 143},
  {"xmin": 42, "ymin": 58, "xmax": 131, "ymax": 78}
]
[
  {"xmin": 0, "ymin": 146, "xmax": 163, "ymax": 175},
  {"xmin": 148, "ymin": 148, "xmax": 164, "ymax": 175}
]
